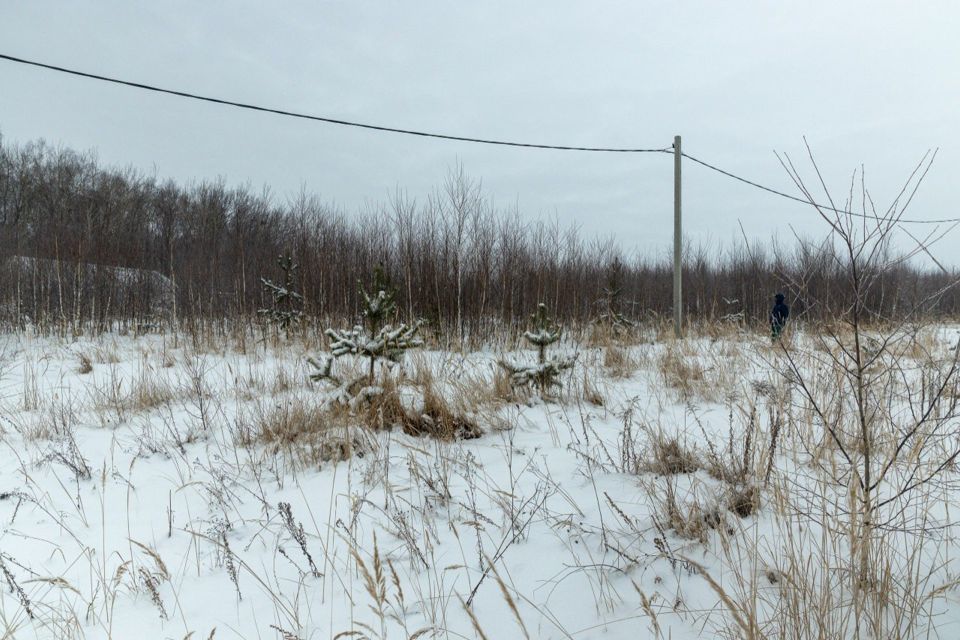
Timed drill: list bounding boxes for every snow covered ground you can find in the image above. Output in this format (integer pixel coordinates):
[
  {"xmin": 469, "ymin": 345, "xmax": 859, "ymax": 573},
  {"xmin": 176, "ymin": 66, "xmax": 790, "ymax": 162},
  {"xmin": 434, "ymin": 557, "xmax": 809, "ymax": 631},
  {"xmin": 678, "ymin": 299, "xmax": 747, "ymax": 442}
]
[{"xmin": 0, "ymin": 326, "xmax": 959, "ymax": 639}]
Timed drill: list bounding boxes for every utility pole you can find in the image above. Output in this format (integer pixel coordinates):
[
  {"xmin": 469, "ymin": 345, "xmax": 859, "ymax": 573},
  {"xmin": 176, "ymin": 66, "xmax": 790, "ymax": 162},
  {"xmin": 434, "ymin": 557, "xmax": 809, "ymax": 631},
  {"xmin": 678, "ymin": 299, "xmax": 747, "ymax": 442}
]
[{"xmin": 673, "ymin": 135, "xmax": 682, "ymax": 338}]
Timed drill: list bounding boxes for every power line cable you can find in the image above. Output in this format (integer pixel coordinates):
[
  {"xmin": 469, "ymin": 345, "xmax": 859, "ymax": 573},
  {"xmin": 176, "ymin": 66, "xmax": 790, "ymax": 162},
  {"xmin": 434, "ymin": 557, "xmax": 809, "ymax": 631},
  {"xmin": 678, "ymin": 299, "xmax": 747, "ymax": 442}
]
[
  {"xmin": 0, "ymin": 53, "xmax": 671, "ymax": 153},
  {"xmin": 680, "ymin": 150, "xmax": 958, "ymax": 225},
  {"xmin": 2, "ymin": 52, "xmax": 952, "ymax": 225}
]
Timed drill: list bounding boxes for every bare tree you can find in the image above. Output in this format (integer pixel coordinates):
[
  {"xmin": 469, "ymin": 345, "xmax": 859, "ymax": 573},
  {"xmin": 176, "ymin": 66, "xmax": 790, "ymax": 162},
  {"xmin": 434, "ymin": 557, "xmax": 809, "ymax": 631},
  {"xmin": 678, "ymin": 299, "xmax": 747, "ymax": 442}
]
[
  {"xmin": 2, "ymin": 135, "xmax": 959, "ymax": 337},
  {"xmin": 773, "ymin": 142, "xmax": 960, "ymax": 636}
]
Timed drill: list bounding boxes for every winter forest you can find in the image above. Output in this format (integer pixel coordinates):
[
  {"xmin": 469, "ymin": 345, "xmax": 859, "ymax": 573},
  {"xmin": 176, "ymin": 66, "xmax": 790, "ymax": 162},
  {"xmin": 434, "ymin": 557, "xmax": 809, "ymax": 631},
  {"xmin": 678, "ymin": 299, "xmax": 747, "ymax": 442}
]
[{"xmin": 1, "ymin": 137, "xmax": 958, "ymax": 339}]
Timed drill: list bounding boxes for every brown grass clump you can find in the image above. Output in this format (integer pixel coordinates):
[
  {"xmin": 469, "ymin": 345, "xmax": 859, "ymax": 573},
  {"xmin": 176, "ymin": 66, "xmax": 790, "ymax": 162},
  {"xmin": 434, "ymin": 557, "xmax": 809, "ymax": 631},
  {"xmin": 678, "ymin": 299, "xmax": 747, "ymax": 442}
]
[
  {"xmin": 90, "ymin": 342, "xmax": 123, "ymax": 364},
  {"xmin": 647, "ymin": 477, "xmax": 724, "ymax": 543},
  {"xmin": 657, "ymin": 345, "xmax": 708, "ymax": 400},
  {"xmin": 586, "ymin": 321, "xmax": 638, "ymax": 348},
  {"xmin": 580, "ymin": 371, "xmax": 605, "ymax": 406},
  {"xmin": 492, "ymin": 366, "xmax": 519, "ymax": 403},
  {"xmin": 416, "ymin": 382, "xmax": 482, "ymax": 439},
  {"xmin": 129, "ymin": 373, "xmax": 179, "ymax": 412},
  {"xmin": 646, "ymin": 434, "xmax": 700, "ymax": 476},
  {"xmin": 348, "ymin": 376, "xmax": 408, "ymax": 428},
  {"xmin": 410, "ymin": 352, "xmax": 504, "ymax": 408},
  {"xmin": 245, "ymin": 397, "xmax": 368, "ymax": 465},
  {"xmin": 727, "ymin": 484, "xmax": 760, "ymax": 518},
  {"xmin": 656, "ymin": 340, "xmax": 743, "ymax": 403},
  {"xmin": 585, "ymin": 322, "xmax": 613, "ymax": 347},
  {"xmin": 351, "ymin": 374, "xmax": 482, "ymax": 440},
  {"xmin": 8, "ymin": 395, "xmax": 79, "ymax": 440},
  {"xmin": 78, "ymin": 352, "xmax": 93, "ymax": 374},
  {"xmin": 900, "ymin": 326, "xmax": 940, "ymax": 360},
  {"xmin": 89, "ymin": 363, "xmax": 181, "ymax": 422},
  {"xmin": 251, "ymin": 400, "xmax": 330, "ymax": 446},
  {"xmin": 604, "ymin": 345, "xmax": 638, "ymax": 378}
]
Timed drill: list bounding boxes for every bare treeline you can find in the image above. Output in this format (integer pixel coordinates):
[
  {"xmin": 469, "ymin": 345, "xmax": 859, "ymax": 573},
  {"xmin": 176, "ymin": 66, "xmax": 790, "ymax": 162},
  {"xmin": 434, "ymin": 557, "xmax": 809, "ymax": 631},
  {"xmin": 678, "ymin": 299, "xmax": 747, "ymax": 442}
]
[{"xmin": 0, "ymin": 136, "xmax": 956, "ymax": 338}]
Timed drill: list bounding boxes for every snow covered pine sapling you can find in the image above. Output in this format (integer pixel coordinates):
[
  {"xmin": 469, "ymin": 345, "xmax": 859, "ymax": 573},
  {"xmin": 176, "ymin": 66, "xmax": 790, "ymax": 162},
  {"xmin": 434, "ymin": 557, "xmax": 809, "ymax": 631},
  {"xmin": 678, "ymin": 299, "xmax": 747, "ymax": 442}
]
[
  {"xmin": 308, "ymin": 267, "xmax": 423, "ymax": 406},
  {"xmin": 596, "ymin": 257, "xmax": 634, "ymax": 337},
  {"xmin": 258, "ymin": 254, "xmax": 303, "ymax": 336},
  {"xmin": 500, "ymin": 303, "xmax": 576, "ymax": 396}
]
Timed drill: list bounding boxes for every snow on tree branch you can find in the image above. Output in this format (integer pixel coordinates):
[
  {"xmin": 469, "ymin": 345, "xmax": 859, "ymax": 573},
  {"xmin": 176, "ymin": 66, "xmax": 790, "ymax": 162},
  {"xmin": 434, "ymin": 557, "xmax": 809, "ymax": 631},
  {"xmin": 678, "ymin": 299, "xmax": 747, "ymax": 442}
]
[{"xmin": 499, "ymin": 302, "xmax": 576, "ymax": 396}]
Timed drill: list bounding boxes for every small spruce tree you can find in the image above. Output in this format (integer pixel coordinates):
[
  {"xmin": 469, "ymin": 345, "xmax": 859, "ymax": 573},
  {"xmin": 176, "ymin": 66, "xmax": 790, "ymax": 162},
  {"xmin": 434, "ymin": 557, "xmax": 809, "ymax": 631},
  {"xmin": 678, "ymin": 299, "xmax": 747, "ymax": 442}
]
[
  {"xmin": 258, "ymin": 255, "xmax": 303, "ymax": 335},
  {"xmin": 499, "ymin": 303, "xmax": 576, "ymax": 396},
  {"xmin": 596, "ymin": 257, "xmax": 634, "ymax": 336},
  {"xmin": 309, "ymin": 266, "xmax": 423, "ymax": 405}
]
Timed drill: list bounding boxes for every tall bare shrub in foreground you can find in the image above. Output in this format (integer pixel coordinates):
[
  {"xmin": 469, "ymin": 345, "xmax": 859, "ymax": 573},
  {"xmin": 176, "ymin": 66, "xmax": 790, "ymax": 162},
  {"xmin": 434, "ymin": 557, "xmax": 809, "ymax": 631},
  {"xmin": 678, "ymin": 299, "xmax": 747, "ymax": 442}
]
[{"xmin": 775, "ymin": 143, "xmax": 960, "ymax": 636}]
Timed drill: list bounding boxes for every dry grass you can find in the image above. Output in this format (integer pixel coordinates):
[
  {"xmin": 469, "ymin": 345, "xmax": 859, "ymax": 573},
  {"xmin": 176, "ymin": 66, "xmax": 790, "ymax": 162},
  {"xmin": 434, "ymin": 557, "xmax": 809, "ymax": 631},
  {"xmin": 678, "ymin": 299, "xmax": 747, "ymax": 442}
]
[
  {"xmin": 604, "ymin": 345, "xmax": 639, "ymax": 378},
  {"xmin": 248, "ymin": 398, "xmax": 330, "ymax": 447},
  {"xmin": 4, "ymin": 319, "xmax": 960, "ymax": 639},
  {"xmin": 77, "ymin": 352, "xmax": 93, "ymax": 374},
  {"xmin": 353, "ymin": 374, "xmax": 482, "ymax": 440},
  {"xmin": 129, "ymin": 368, "xmax": 180, "ymax": 412},
  {"xmin": 6, "ymin": 393, "xmax": 80, "ymax": 441},
  {"xmin": 492, "ymin": 366, "xmax": 519, "ymax": 403},
  {"xmin": 693, "ymin": 472, "xmax": 960, "ymax": 640},
  {"xmin": 240, "ymin": 395, "xmax": 371, "ymax": 467},
  {"xmin": 726, "ymin": 483, "xmax": 760, "ymax": 518},
  {"xmin": 657, "ymin": 336, "xmax": 754, "ymax": 404},
  {"xmin": 90, "ymin": 342, "xmax": 122, "ymax": 364},
  {"xmin": 645, "ymin": 431, "xmax": 701, "ymax": 476},
  {"xmin": 585, "ymin": 321, "xmax": 640, "ymax": 348},
  {"xmin": 416, "ymin": 380, "xmax": 482, "ymax": 439},
  {"xmin": 86, "ymin": 361, "xmax": 182, "ymax": 423},
  {"xmin": 657, "ymin": 343, "xmax": 711, "ymax": 402},
  {"xmin": 580, "ymin": 370, "xmax": 605, "ymax": 406},
  {"xmin": 645, "ymin": 476, "xmax": 725, "ymax": 544}
]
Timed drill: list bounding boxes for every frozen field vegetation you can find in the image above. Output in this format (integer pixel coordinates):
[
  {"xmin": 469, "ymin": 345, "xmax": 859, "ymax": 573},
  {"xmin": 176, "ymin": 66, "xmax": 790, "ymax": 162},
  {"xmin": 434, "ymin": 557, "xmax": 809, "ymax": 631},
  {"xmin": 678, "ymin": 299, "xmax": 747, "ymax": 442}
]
[
  {"xmin": 1, "ymin": 317, "xmax": 959, "ymax": 639},
  {"xmin": 0, "ymin": 142, "xmax": 958, "ymax": 638}
]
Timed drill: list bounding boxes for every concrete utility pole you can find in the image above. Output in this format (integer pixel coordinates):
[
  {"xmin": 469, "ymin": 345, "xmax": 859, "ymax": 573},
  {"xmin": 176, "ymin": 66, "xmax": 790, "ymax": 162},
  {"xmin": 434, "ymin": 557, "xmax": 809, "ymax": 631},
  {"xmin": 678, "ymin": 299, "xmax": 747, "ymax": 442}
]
[{"xmin": 673, "ymin": 135, "xmax": 682, "ymax": 338}]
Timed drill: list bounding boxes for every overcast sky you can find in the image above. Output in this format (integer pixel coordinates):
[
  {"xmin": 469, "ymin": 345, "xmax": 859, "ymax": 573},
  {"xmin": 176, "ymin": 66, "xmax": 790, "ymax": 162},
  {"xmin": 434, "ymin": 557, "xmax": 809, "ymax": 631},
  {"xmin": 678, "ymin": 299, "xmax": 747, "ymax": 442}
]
[{"xmin": 1, "ymin": 1, "xmax": 958, "ymax": 264}]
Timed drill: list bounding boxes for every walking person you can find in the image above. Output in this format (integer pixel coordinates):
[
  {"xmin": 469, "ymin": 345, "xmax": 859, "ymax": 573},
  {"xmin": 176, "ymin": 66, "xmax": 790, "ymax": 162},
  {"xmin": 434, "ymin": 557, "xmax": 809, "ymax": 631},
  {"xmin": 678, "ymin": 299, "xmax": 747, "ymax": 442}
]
[{"xmin": 770, "ymin": 292, "xmax": 789, "ymax": 341}]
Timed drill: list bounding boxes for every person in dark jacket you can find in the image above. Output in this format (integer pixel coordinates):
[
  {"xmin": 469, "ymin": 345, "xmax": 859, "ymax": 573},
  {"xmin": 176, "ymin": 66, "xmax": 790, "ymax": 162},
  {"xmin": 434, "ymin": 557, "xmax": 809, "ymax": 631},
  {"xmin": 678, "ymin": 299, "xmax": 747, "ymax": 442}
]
[{"xmin": 770, "ymin": 293, "xmax": 789, "ymax": 340}]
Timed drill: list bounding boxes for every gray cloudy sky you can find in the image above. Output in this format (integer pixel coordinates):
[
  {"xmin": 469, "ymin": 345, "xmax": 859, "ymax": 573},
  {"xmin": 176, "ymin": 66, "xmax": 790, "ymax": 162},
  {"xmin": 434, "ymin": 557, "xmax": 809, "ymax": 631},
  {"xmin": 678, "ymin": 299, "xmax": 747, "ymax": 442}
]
[{"xmin": 1, "ymin": 1, "xmax": 958, "ymax": 263}]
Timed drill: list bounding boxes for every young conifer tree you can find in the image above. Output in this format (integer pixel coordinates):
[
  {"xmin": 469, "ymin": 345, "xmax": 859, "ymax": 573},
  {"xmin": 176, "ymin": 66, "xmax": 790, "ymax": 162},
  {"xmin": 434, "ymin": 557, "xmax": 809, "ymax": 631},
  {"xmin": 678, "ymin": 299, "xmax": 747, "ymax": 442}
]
[
  {"xmin": 499, "ymin": 303, "xmax": 576, "ymax": 395},
  {"xmin": 258, "ymin": 255, "xmax": 303, "ymax": 336},
  {"xmin": 309, "ymin": 266, "xmax": 422, "ymax": 404},
  {"xmin": 597, "ymin": 257, "xmax": 634, "ymax": 335}
]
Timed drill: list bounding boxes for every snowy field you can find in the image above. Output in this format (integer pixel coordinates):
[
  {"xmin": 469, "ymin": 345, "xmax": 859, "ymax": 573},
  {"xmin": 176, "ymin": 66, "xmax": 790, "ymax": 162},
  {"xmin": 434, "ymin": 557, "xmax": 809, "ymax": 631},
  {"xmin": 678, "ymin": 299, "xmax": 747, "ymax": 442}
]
[{"xmin": 1, "ymin": 325, "xmax": 959, "ymax": 639}]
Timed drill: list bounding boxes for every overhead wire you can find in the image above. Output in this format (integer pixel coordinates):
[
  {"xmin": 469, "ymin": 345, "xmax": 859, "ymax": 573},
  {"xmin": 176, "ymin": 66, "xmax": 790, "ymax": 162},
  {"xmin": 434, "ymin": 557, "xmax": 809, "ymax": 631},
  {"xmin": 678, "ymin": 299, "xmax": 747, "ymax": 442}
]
[
  {"xmin": 1, "ymin": 52, "xmax": 953, "ymax": 225},
  {"xmin": 0, "ymin": 53, "xmax": 671, "ymax": 153},
  {"xmin": 680, "ymin": 149, "xmax": 956, "ymax": 225}
]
